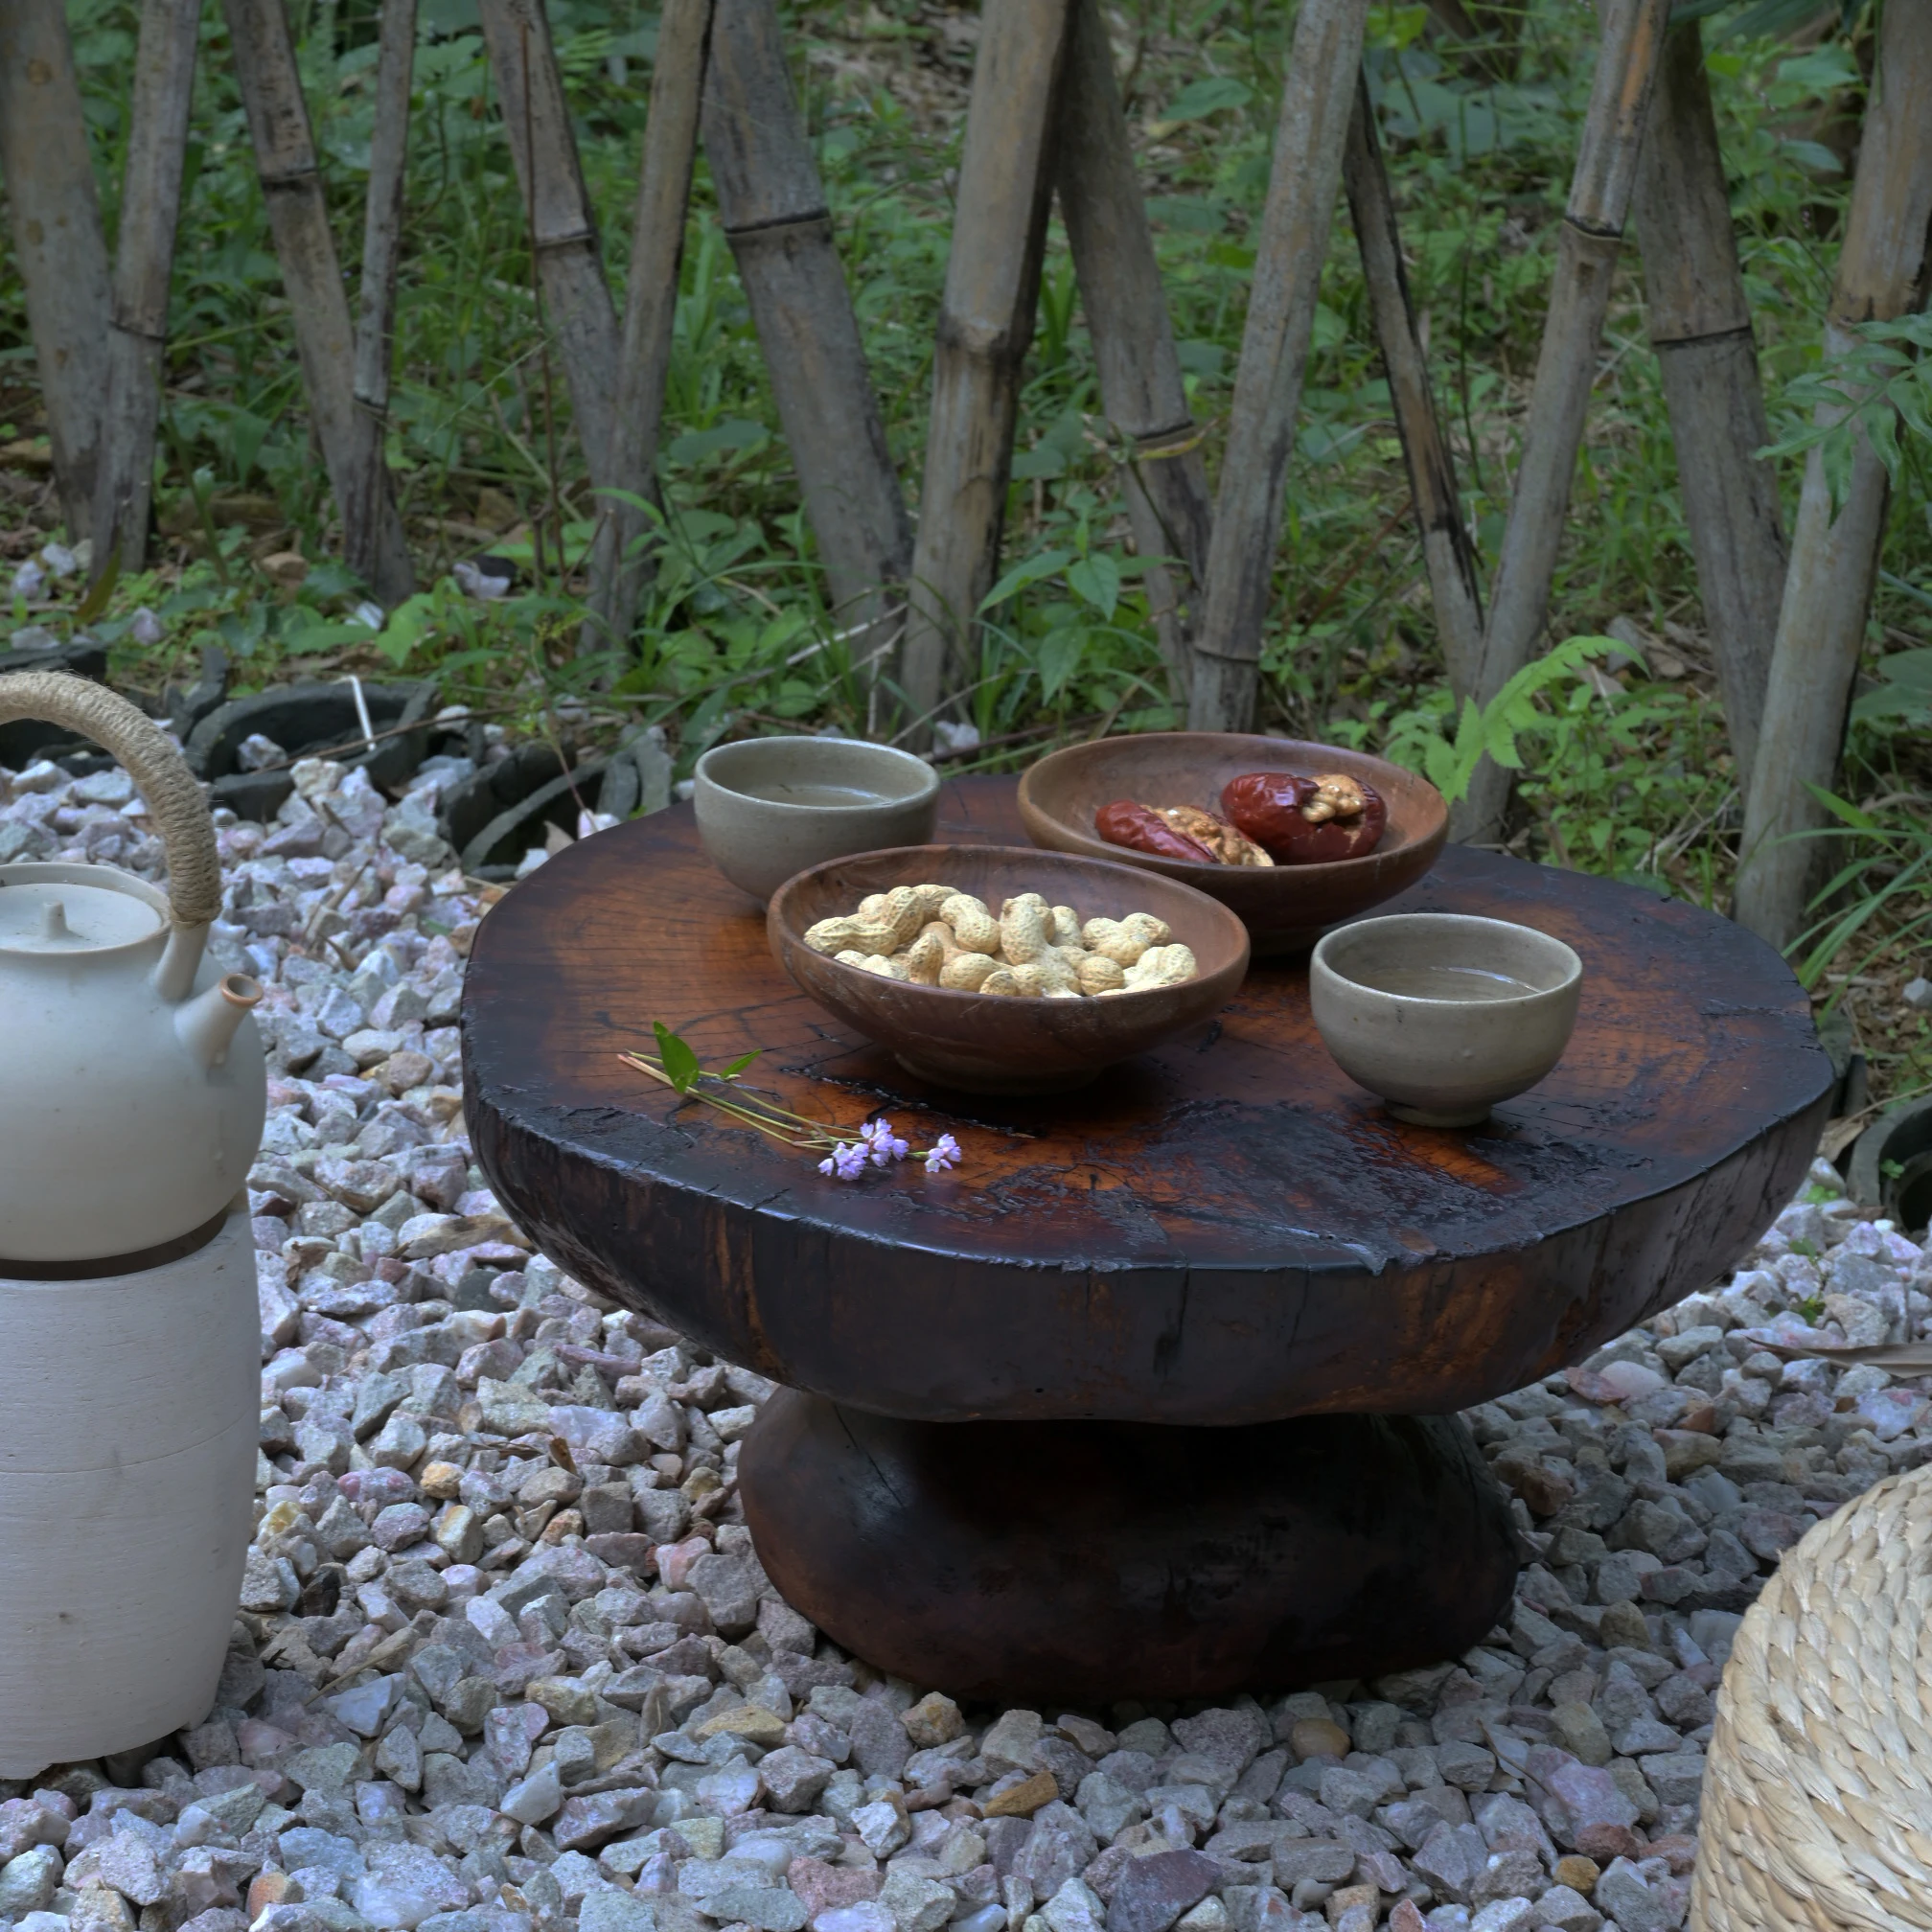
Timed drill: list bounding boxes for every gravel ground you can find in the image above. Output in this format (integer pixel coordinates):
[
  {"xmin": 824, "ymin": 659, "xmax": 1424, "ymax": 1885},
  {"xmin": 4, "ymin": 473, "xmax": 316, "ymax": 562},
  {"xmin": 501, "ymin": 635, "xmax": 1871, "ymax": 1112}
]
[{"xmin": 3, "ymin": 746, "xmax": 1928, "ymax": 1932}]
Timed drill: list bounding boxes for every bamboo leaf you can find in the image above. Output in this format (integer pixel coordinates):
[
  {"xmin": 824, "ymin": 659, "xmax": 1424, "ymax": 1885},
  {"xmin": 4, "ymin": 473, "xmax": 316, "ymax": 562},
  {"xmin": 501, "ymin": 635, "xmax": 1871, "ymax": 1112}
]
[
  {"xmin": 1803, "ymin": 782, "xmax": 1880, "ymax": 832},
  {"xmin": 653, "ymin": 1021, "xmax": 702, "ymax": 1093},
  {"xmin": 719, "ymin": 1050, "xmax": 763, "ymax": 1079}
]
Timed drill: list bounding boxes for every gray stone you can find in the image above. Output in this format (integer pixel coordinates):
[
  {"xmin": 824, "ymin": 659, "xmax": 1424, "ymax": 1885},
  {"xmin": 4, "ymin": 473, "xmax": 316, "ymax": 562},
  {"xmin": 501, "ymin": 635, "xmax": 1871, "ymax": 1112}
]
[
  {"xmin": 1105, "ymin": 1852, "xmax": 1218, "ymax": 1932},
  {"xmin": 578, "ymin": 1894, "xmax": 659, "ymax": 1932},
  {"xmin": 555, "ymin": 1791, "xmax": 656, "ymax": 1852},
  {"xmin": 688, "ymin": 1551, "xmax": 761, "ymax": 1636},
  {"xmin": 982, "ymin": 1711, "xmax": 1046, "ymax": 1775},
  {"xmin": 351, "ymin": 1845, "xmax": 471, "ymax": 1930},
  {"xmin": 500, "ymin": 1764, "xmax": 564, "ymax": 1827},
  {"xmin": 759, "ymin": 1746, "xmax": 834, "ymax": 1814},
  {"xmin": 93, "ymin": 1831, "xmax": 166, "ymax": 1905},
  {"xmin": 1042, "ymin": 1878, "xmax": 1106, "ymax": 1932},
  {"xmin": 285, "ymin": 1744, "xmax": 362, "ymax": 1795},
  {"xmin": 0, "ymin": 1845, "xmax": 64, "ymax": 1916},
  {"xmin": 1316, "ymin": 1768, "xmax": 1383, "ymax": 1819},
  {"xmin": 1263, "ymin": 1844, "xmax": 1353, "ymax": 1890},
  {"xmin": 1413, "ymin": 1823, "xmax": 1489, "ymax": 1904},
  {"xmin": 1466, "ymin": 1903, "xmax": 1534, "ymax": 1932},
  {"xmin": 848, "ymin": 1700, "xmax": 913, "ymax": 1781},
  {"xmin": 1592, "ymin": 1857, "xmax": 1668, "ymax": 1932},
  {"xmin": 714, "ymin": 1889, "xmax": 810, "ymax": 1932},
  {"xmin": 876, "ymin": 1874, "xmax": 954, "ymax": 1932},
  {"xmin": 1637, "ymin": 1753, "xmax": 1707, "ymax": 1807},
  {"xmin": 1078, "ymin": 1774, "xmax": 1147, "ymax": 1842},
  {"xmin": 1530, "ymin": 1886, "xmax": 1600, "ymax": 1932}
]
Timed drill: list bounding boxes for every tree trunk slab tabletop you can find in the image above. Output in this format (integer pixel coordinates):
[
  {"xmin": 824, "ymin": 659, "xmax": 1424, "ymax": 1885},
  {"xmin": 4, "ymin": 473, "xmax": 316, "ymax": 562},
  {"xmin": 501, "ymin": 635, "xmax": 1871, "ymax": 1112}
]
[{"xmin": 463, "ymin": 774, "xmax": 1830, "ymax": 1698}]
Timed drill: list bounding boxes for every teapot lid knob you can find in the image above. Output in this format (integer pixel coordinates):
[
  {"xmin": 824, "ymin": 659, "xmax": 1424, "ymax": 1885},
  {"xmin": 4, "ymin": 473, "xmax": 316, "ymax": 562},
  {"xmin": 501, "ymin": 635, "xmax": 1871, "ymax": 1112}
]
[{"xmin": 41, "ymin": 899, "xmax": 71, "ymax": 941}]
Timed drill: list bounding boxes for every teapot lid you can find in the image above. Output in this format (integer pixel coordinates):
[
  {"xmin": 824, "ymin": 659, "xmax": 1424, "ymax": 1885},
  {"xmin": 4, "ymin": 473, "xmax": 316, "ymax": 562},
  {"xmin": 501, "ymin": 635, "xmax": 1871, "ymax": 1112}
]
[{"xmin": 0, "ymin": 873, "xmax": 167, "ymax": 954}]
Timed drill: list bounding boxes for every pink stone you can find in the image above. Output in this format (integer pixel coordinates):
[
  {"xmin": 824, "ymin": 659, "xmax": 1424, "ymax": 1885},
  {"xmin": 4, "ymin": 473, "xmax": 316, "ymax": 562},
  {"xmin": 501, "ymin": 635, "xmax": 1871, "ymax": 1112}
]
[{"xmin": 1598, "ymin": 1360, "xmax": 1667, "ymax": 1401}]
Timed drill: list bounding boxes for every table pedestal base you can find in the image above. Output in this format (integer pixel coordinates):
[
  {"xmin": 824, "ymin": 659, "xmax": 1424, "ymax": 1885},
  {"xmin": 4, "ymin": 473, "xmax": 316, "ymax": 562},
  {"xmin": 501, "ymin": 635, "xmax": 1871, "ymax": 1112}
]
[{"xmin": 739, "ymin": 1392, "xmax": 1520, "ymax": 1702}]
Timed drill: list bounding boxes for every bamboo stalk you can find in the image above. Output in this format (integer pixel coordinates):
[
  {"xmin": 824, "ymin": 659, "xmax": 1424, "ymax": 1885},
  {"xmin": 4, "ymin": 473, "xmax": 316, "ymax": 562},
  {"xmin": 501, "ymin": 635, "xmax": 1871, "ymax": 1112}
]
[
  {"xmin": 476, "ymin": 0, "xmax": 622, "ymax": 485},
  {"xmin": 702, "ymin": 0, "xmax": 911, "ymax": 685},
  {"xmin": 91, "ymin": 0, "xmax": 202, "ymax": 573},
  {"xmin": 1342, "ymin": 71, "xmax": 1484, "ymax": 701},
  {"xmin": 221, "ymin": 0, "xmax": 414, "ymax": 603},
  {"xmin": 898, "ymin": 0, "xmax": 1071, "ymax": 732},
  {"xmin": 1734, "ymin": 6, "xmax": 1932, "ymax": 950},
  {"xmin": 350, "ymin": 0, "xmax": 417, "ymax": 576},
  {"xmin": 1452, "ymin": 0, "xmax": 1669, "ymax": 843},
  {"xmin": 585, "ymin": 0, "xmax": 713, "ymax": 655},
  {"xmin": 1186, "ymin": 0, "xmax": 1371, "ymax": 734},
  {"xmin": 0, "ymin": 0, "xmax": 112, "ymax": 541},
  {"xmin": 1055, "ymin": 0, "xmax": 1211, "ymax": 710},
  {"xmin": 1632, "ymin": 16, "xmax": 1786, "ymax": 791}
]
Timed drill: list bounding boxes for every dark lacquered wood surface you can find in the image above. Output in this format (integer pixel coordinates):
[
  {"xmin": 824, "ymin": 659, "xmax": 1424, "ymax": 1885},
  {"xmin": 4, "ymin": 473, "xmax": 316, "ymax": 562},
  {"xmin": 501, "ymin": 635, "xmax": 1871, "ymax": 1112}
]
[
  {"xmin": 742, "ymin": 1393, "xmax": 1520, "ymax": 1701},
  {"xmin": 463, "ymin": 775, "xmax": 1831, "ymax": 1425}
]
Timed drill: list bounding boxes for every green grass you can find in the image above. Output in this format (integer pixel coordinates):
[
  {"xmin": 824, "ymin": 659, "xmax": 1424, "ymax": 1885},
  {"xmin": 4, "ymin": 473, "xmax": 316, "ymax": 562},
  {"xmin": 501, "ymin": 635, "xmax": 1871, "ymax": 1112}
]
[{"xmin": 2, "ymin": 0, "xmax": 1928, "ymax": 984}]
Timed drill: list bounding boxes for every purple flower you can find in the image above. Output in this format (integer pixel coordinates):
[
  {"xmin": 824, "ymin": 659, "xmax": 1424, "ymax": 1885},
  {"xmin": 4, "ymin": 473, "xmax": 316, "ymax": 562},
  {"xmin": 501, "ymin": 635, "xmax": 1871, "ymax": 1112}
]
[
  {"xmin": 860, "ymin": 1118, "xmax": 909, "ymax": 1166},
  {"xmin": 923, "ymin": 1133, "xmax": 962, "ymax": 1174},
  {"xmin": 817, "ymin": 1141, "xmax": 868, "ymax": 1181}
]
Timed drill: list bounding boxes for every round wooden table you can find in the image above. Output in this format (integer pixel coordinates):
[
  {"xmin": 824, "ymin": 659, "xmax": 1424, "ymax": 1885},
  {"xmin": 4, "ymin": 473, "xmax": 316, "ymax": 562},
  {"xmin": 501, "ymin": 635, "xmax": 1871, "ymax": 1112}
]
[{"xmin": 462, "ymin": 776, "xmax": 1830, "ymax": 1699}]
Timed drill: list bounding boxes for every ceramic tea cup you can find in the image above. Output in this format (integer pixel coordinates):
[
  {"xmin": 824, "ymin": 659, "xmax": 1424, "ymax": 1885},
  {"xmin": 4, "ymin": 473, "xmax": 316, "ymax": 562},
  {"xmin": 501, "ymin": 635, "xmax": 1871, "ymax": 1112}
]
[
  {"xmin": 1310, "ymin": 911, "xmax": 1582, "ymax": 1127},
  {"xmin": 695, "ymin": 737, "xmax": 941, "ymax": 905}
]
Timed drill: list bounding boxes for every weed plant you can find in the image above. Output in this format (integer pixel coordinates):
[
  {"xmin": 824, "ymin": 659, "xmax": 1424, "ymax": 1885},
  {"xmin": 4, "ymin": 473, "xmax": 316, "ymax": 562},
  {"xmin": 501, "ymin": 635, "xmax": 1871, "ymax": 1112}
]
[{"xmin": 0, "ymin": 0, "xmax": 1927, "ymax": 1091}]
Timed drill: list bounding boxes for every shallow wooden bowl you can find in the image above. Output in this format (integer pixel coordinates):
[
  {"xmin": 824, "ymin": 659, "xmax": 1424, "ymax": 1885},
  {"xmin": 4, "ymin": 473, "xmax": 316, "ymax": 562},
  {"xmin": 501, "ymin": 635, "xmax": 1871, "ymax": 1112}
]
[
  {"xmin": 768, "ymin": 844, "xmax": 1250, "ymax": 1094},
  {"xmin": 1018, "ymin": 733, "xmax": 1448, "ymax": 955}
]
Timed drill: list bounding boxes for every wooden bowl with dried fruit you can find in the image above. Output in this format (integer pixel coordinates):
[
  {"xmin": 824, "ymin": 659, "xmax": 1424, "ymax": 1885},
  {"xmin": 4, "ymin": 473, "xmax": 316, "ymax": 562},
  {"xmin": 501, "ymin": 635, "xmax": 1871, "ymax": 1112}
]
[
  {"xmin": 768, "ymin": 845, "xmax": 1249, "ymax": 1094},
  {"xmin": 1018, "ymin": 733, "xmax": 1448, "ymax": 955}
]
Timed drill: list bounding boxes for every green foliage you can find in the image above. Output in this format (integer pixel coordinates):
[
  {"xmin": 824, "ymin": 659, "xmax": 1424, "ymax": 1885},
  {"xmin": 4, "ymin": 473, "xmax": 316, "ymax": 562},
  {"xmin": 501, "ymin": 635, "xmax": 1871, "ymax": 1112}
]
[
  {"xmin": 1378, "ymin": 635, "xmax": 1628, "ymax": 805},
  {"xmin": 1788, "ymin": 786, "xmax": 1932, "ymax": 1009},
  {"xmin": 1, "ymin": 0, "xmax": 1926, "ymax": 980},
  {"xmin": 1760, "ymin": 312, "xmax": 1932, "ymax": 506}
]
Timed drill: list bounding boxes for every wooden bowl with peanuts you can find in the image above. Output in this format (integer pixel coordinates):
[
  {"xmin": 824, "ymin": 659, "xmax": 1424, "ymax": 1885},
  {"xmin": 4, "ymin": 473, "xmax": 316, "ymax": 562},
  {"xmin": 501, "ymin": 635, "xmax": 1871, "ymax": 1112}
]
[{"xmin": 767, "ymin": 845, "xmax": 1250, "ymax": 1094}]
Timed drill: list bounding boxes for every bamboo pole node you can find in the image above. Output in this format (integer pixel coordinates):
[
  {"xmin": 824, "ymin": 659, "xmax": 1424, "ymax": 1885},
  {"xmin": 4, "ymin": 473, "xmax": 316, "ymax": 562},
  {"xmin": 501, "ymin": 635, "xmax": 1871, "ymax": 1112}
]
[
  {"xmin": 719, "ymin": 207, "xmax": 833, "ymax": 239},
  {"xmin": 1135, "ymin": 426, "xmax": 1206, "ymax": 459},
  {"xmin": 1652, "ymin": 320, "xmax": 1757, "ymax": 351}
]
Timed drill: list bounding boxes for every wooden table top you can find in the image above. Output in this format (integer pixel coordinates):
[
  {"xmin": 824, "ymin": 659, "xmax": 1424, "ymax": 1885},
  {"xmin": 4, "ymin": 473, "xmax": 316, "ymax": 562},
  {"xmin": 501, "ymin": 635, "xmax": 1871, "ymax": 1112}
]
[{"xmin": 463, "ymin": 774, "xmax": 1831, "ymax": 1424}]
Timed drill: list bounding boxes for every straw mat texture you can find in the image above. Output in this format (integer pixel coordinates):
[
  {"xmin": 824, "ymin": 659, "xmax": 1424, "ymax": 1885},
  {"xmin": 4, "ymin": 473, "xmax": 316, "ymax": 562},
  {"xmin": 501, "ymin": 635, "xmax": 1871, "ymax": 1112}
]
[{"xmin": 1690, "ymin": 1460, "xmax": 1932, "ymax": 1929}]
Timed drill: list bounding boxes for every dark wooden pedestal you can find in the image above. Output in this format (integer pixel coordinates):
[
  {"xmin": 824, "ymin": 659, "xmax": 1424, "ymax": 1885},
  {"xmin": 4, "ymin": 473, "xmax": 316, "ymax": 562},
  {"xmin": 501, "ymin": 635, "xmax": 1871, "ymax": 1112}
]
[
  {"xmin": 740, "ymin": 1392, "xmax": 1519, "ymax": 1701},
  {"xmin": 464, "ymin": 775, "xmax": 1831, "ymax": 1697}
]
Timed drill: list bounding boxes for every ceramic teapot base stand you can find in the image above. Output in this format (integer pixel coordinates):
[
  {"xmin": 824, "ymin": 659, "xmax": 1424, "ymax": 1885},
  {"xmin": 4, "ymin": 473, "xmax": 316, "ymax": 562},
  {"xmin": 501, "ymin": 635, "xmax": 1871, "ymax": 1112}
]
[{"xmin": 0, "ymin": 1212, "xmax": 258, "ymax": 1778}]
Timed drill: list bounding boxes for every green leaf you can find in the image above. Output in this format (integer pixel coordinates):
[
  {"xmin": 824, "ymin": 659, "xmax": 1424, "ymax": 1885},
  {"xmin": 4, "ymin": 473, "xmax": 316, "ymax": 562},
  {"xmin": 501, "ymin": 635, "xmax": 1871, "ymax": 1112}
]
[
  {"xmin": 979, "ymin": 548, "xmax": 1073, "ymax": 612},
  {"xmin": 1067, "ymin": 552, "xmax": 1120, "ymax": 620},
  {"xmin": 718, "ymin": 1050, "xmax": 763, "ymax": 1081},
  {"xmin": 1037, "ymin": 627, "xmax": 1087, "ymax": 702},
  {"xmin": 1162, "ymin": 76, "xmax": 1251, "ymax": 121},
  {"xmin": 282, "ymin": 618, "xmax": 380, "ymax": 656},
  {"xmin": 1802, "ymin": 783, "xmax": 1880, "ymax": 833},
  {"xmin": 372, "ymin": 590, "xmax": 438, "ymax": 668},
  {"xmin": 653, "ymin": 1021, "xmax": 702, "ymax": 1094}
]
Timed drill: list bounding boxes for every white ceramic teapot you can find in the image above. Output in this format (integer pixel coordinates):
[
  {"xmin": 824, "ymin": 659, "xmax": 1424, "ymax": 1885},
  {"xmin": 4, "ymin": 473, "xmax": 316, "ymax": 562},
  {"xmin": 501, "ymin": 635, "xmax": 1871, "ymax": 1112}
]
[{"xmin": 0, "ymin": 672, "xmax": 266, "ymax": 1265}]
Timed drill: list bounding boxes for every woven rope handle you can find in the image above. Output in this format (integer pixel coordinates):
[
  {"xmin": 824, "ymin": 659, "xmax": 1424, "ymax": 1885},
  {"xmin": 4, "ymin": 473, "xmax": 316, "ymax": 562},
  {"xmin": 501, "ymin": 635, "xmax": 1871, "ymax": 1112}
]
[{"xmin": 0, "ymin": 671, "xmax": 222, "ymax": 927}]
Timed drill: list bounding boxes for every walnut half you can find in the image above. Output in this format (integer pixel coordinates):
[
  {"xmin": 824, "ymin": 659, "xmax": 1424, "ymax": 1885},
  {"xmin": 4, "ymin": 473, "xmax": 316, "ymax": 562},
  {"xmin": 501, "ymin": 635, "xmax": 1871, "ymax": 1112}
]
[
  {"xmin": 1301, "ymin": 773, "xmax": 1367, "ymax": 825},
  {"xmin": 1157, "ymin": 804, "xmax": 1276, "ymax": 866}
]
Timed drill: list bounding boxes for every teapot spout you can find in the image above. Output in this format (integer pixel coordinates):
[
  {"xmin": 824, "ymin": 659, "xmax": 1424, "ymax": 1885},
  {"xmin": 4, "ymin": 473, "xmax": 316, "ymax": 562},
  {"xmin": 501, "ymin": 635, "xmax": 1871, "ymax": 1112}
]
[
  {"xmin": 154, "ymin": 919, "xmax": 212, "ymax": 1002},
  {"xmin": 176, "ymin": 972, "xmax": 264, "ymax": 1072}
]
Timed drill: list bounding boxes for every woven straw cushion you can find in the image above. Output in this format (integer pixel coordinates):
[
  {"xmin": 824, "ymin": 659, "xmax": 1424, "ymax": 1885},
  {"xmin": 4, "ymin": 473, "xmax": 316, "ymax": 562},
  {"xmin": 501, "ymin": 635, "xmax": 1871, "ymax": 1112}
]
[{"xmin": 1691, "ymin": 1461, "xmax": 1932, "ymax": 1930}]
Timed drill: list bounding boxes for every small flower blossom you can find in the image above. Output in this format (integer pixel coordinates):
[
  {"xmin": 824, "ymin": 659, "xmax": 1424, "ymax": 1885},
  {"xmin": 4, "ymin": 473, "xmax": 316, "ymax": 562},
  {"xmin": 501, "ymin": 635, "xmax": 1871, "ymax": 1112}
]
[
  {"xmin": 924, "ymin": 1133, "xmax": 962, "ymax": 1174},
  {"xmin": 128, "ymin": 607, "xmax": 164, "ymax": 648},
  {"xmin": 39, "ymin": 541, "xmax": 76, "ymax": 578},
  {"xmin": 860, "ymin": 1118, "xmax": 909, "ymax": 1165},
  {"xmin": 817, "ymin": 1141, "xmax": 869, "ymax": 1181},
  {"xmin": 12, "ymin": 560, "xmax": 45, "ymax": 598}
]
